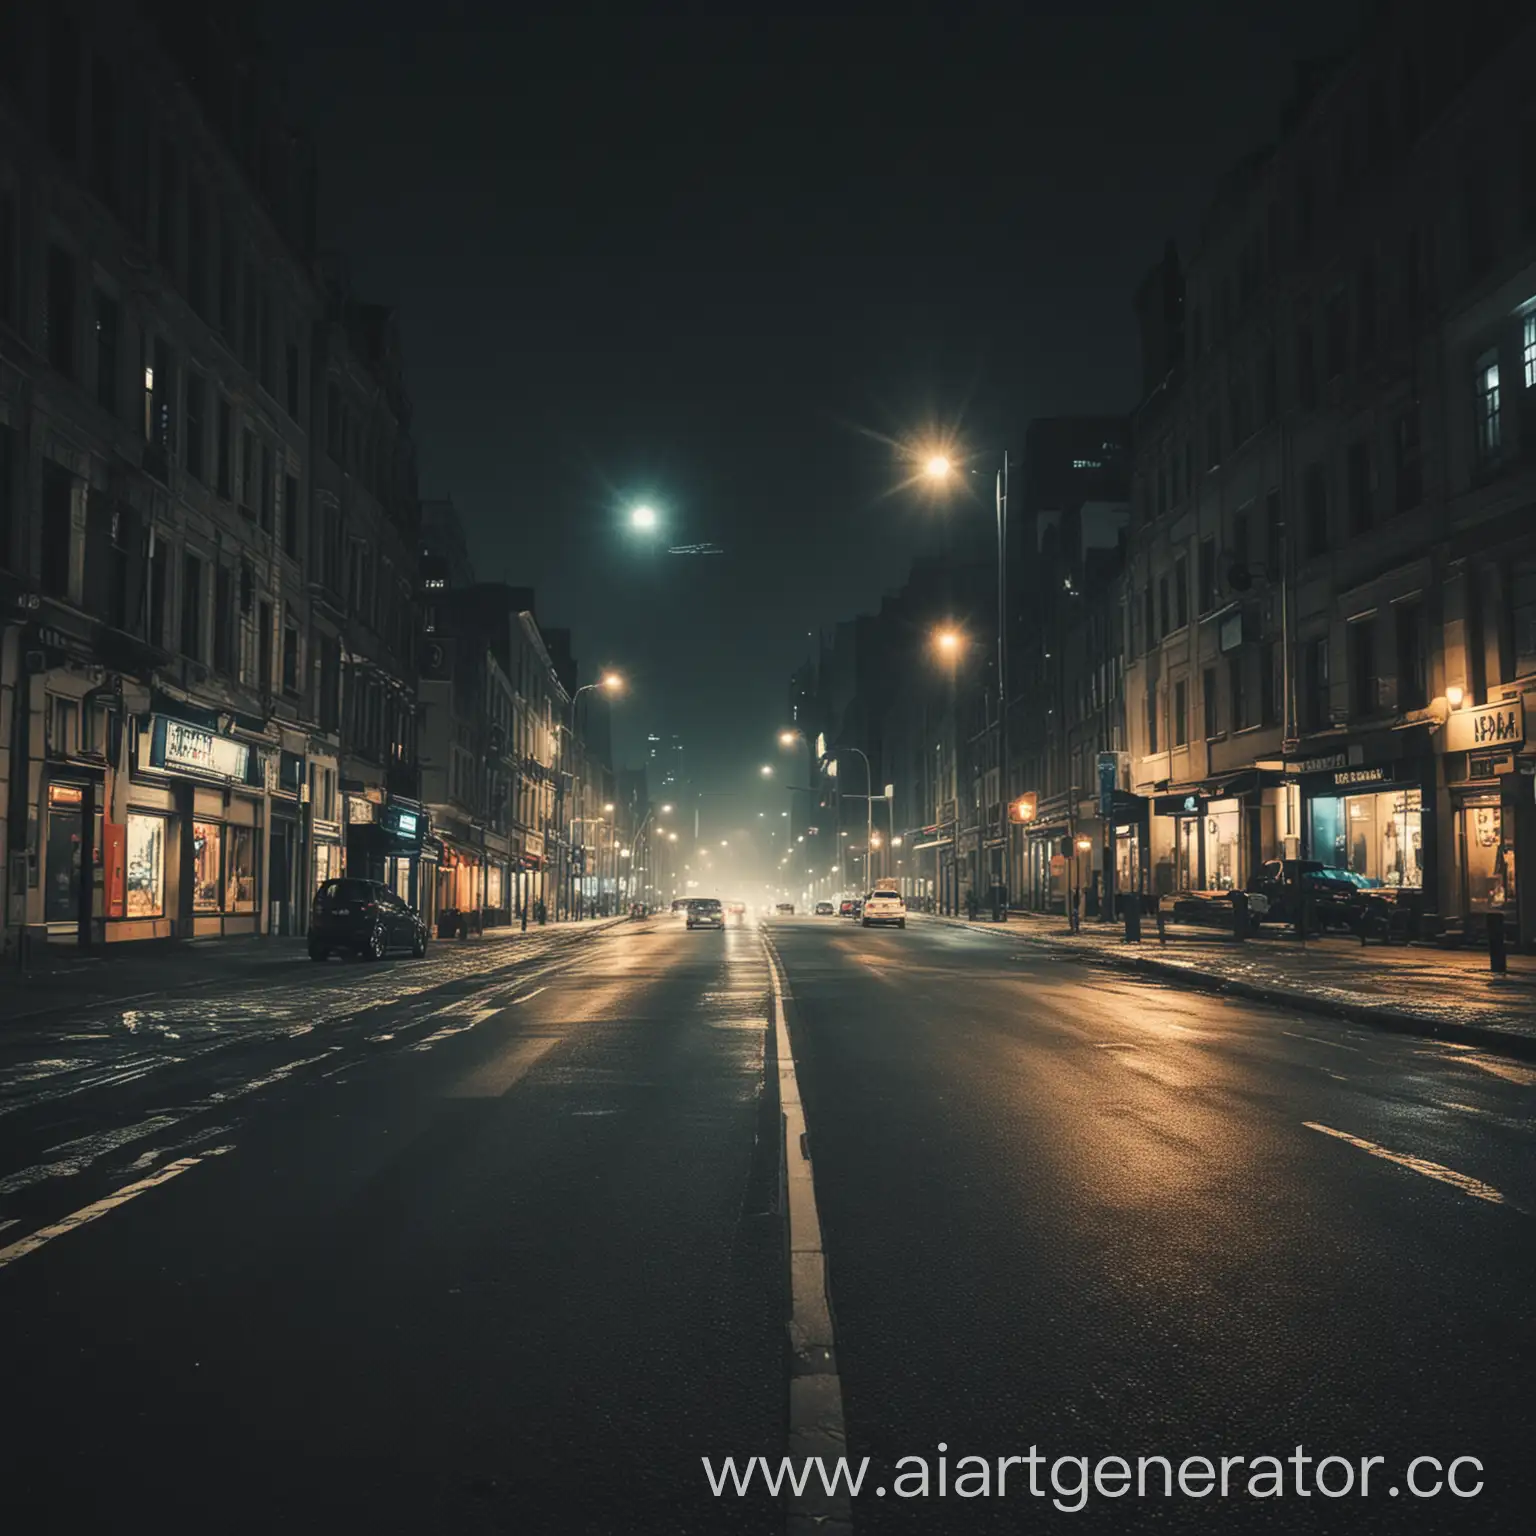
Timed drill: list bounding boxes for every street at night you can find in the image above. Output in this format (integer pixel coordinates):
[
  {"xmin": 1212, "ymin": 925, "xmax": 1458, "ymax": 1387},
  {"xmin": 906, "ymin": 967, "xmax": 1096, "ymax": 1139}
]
[{"xmin": 2, "ymin": 916, "xmax": 1532, "ymax": 1531}]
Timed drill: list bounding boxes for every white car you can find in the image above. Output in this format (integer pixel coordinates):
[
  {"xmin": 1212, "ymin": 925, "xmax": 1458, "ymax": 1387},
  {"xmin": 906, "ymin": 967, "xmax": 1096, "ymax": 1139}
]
[{"xmin": 860, "ymin": 889, "xmax": 906, "ymax": 928}]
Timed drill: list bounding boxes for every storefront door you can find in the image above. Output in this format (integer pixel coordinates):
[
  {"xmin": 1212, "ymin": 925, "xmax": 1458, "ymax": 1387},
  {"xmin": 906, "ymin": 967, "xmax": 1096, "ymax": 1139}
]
[{"xmin": 1460, "ymin": 798, "xmax": 1515, "ymax": 917}]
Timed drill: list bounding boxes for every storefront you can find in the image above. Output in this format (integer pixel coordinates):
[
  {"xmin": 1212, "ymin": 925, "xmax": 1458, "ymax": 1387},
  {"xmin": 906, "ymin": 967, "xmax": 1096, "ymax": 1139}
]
[
  {"xmin": 1302, "ymin": 762, "xmax": 1428, "ymax": 893},
  {"xmin": 117, "ymin": 711, "xmax": 269, "ymax": 940},
  {"xmin": 1444, "ymin": 699, "xmax": 1525, "ymax": 936},
  {"xmin": 347, "ymin": 796, "xmax": 434, "ymax": 917}
]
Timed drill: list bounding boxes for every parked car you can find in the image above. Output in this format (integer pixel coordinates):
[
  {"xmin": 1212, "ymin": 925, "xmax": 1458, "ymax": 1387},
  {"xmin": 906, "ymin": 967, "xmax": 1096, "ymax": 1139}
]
[
  {"xmin": 839, "ymin": 898, "xmax": 856, "ymax": 917},
  {"xmin": 861, "ymin": 888, "xmax": 906, "ymax": 928},
  {"xmin": 309, "ymin": 878, "xmax": 428, "ymax": 962},
  {"xmin": 1245, "ymin": 859, "xmax": 1402, "ymax": 936},
  {"xmin": 814, "ymin": 901, "xmax": 836, "ymax": 915},
  {"xmin": 686, "ymin": 897, "xmax": 725, "ymax": 930}
]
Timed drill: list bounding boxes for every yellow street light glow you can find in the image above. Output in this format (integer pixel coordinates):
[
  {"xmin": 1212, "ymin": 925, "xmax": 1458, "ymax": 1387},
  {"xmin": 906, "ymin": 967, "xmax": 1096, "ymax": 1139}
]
[
  {"xmin": 1446, "ymin": 686, "xmax": 1464, "ymax": 708},
  {"xmin": 660, "ymin": 804, "xmax": 673, "ymax": 814},
  {"xmin": 935, "ymin": 628, "xmax": 960, "ymax": 654},
  {"xmin": 778, "ymin": 730, "xmax": 797, "ymax": 747},
  {"xmin": 601, "ymin": 672, "xmax": 623, "ymax": 690},
  {"xmin": 605, "ymin": 802, "xmax": 615, "ymax": 812},
  {"xmin": 631, "ymin": 504, "xmax": 658, "ymax": 531},
  {"xmin": 668, "ymin": 831, "xmax": 678, "ymax": 842},
  {"xmin": 925, "ymin": 454, "xmax": 952, "ymax": 479},
  {"xmin": 760, "ymin": 764, "xmax": 773, "ymax": 776}
]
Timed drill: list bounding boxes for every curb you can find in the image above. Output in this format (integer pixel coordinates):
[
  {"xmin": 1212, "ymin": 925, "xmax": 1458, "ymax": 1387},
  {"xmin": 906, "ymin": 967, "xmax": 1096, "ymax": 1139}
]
[{"xmin": 918, "ymin": 915, "xmax": 1536, "ymax": 1064}]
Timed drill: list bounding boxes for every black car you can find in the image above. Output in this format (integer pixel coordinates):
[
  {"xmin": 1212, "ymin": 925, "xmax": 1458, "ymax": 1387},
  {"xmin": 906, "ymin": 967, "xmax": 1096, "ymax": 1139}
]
[
  {"xmin": 309, "ymin": 878, "xmax": 429, "ymax": 961},
  {"xmin": 1245, "ymin": 859, "xmax": 1400, "ymax": 936},
  {"xmin": 687, "ymin": 898, "xmax": 725, "ymax": 930}
]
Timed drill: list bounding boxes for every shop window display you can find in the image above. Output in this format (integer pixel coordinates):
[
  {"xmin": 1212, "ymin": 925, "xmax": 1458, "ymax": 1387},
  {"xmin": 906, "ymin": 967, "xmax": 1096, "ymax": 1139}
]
[
  {"xmin": 1310, "ymin": 788, "xmax": 1422, "ymax": 889},
  {"xmin": 227, "ymin": 826, "xmax": 257, "ymax": 912},
  {"xmin": 192, "ymin": 821, "xmax": 223, "ymax": 912},
  {"xmin": 125, "ymin": 813, "xmax": 165, "ymax": 917},
  {"xmin": 1463, "ymin": 802, "xmax": 1514, "ymax": 913}
]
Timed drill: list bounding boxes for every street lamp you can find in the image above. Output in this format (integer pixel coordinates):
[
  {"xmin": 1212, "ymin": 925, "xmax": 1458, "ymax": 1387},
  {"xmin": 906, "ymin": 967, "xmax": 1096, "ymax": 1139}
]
[
  {"xmin": 563, "ymin": 671, "xmax": 624, "ymax": 920},
  {"xmin": 630, "ymin": 504, "xmax": 658, "ymax": 531},
  {"xmin": 760, "ymin": 764, "xmax": 774, "ymax": 777},
  {"xmin": 925, "ymin": 447, "xmax": 1012, "ymax": 908}
]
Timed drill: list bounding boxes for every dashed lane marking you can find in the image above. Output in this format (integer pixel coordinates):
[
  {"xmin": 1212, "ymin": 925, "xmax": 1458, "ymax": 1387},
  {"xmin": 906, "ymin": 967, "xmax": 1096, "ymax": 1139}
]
[
  {"xmin": 0, "ymin": 1145, "xmax": 236, "ymax": 1270},
  {"xmin": 1303, "ymin": 1122, "xmax": 1521, "ymax": 1212}
]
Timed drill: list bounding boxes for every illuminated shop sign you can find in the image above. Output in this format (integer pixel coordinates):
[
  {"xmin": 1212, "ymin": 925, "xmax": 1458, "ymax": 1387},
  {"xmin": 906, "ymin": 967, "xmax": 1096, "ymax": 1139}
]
[{"xmin": 149, "ymin": 717, "xmax": 251, "ymax": 781}]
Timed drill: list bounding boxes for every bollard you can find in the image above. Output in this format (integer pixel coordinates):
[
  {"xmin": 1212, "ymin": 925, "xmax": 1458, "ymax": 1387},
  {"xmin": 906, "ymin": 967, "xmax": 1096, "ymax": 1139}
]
[
  {"xmin": 1155, "ymin": 903, "xmax": 1167, "ymax": 945},
  {"xmin": 1124, "ymin": 892, "xmax": 1141, "ymax": 944},
  {"xmin": 1232, "ymin": 891, "xmax": 1249, "ymax": 942},
  {"xmin": 1488, "ymin": 912, "xmax": 1508, "ymax": 974}
]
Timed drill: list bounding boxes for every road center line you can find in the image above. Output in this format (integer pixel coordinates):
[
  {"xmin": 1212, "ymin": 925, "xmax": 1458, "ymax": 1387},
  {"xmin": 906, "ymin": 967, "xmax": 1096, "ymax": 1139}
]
[
  {"xmin": 762, "ymin": 933, "xmax": 849, "ymax": 1534},
  {"xmin": 1303, "ymin": 1121, "xmax": 1519, "ymax": 1211},
  {"xmin": 0, "ymin": 1145, "xmax": 235, "ymax": 1270}
]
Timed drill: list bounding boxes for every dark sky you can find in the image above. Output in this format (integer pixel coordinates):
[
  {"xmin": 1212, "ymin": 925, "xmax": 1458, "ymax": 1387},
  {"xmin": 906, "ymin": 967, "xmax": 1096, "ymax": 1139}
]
[{"xmin": 267, "ymin": 0, "xmax": 1363, "ymax": 838}]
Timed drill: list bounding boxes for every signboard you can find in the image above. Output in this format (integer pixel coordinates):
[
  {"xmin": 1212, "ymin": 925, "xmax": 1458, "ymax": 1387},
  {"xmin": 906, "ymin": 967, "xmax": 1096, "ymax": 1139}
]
[
  {"xmin": 1153, "ymin": 793, "xmax": 1206, "ymax": 817},
  {"xmin": 1332, "ymin": 766, "xmax": 1389, "ymax": 788},
  {"xmin": 151, "ymin": 717, "xmax": 250, "ymax": 781},
  {"xmin": 1097, "ymin": 752, "xmax": 1118, "ymax": 817},
  {"xmin": 1287, "ymin": 752, "xmax": 1348, "ymax": 775},
  {"xmin": 1445, "ymin": 699, "xmax": 1524, "ymax": 755}
]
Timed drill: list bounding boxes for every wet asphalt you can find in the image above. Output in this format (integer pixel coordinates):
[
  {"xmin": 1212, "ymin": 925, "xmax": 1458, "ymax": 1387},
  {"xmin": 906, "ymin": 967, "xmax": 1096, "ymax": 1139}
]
[{"xmin": 1, "ymin": 914, "xmax": 1532, "ymax": 1534}]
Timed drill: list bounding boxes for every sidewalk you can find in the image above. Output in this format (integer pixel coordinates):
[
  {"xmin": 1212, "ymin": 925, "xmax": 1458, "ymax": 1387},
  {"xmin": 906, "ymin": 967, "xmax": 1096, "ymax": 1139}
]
[
  {"xmin": 918, "ymin": 909, "xmax": 1536, "ymax": 1060},
  {"xmin": 0, "ymin": 917, "xmax": 621, "ymax": 1026}
]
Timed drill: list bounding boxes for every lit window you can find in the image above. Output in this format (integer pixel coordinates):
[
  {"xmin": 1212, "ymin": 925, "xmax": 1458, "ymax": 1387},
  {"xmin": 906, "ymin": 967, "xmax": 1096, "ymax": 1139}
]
[
  {"xmin": 1475, "ymin": 353, "xmax": 1500, "ymax": 458},
  {"xmin": 423, "ymin": 577, "xmax": 445, "ymax": 590},
  {"xmin": 1524, "ymin": 313, "xmax": 1536, "ymax": 390}
]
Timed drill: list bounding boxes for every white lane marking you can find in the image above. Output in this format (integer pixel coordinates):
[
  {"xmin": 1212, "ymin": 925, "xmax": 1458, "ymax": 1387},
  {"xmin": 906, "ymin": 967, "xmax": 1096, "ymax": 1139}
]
[
  {"xmin": 1282, "ymin": 1031, "xmax": 1360, "ymax": 1052},
  {"xmin": 0, "ymin": 1113, "xmax": 183, "ymax": 1195},
  {"xmin": 1303, "ymin": 1122, "xmax": 1520, "ymax": 1211},
  {"xmin": 0, "ymin": 1145, "xmax": 235, "ymax": 1270},
  {"xmin": 0, "ymin": 1218, "xmax": 19, "ymax": 1233},
  {"xmin": 763, "ymin": 935, "xmax": 848, "ymax": 1530},
  {"xmin": 411, "ymin": 1007, "xmax": 500, "ymax": 1052},
  {"xmin": 510, "ymin": 987, "xmax": 546, "ymax": 1004},
  {"xmin": 208, "ymin": 1050, "xmax": 342, "ymax": 1102}
]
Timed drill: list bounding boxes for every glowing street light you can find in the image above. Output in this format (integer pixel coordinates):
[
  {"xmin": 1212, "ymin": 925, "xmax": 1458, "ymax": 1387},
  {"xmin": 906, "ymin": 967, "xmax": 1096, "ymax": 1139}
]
[
  {"xmin": 935, "ymin": 628, "xmax": 960, "ymax": 655},
  {"xmin": 630, "ymin": 504, "xmax": 658, "ymax": 531},
  {"xmin": 660, "ymin": 803, "xmax": 674, "ymax": 814},
  {"xmin": 925, "ymin": 453, "xmax": 953, "ymax": 480},
  {"xmin": 719, "ymin": 840, "xmax": 729, "ymax": 848},
  {"xmin": 668, "ymin": 831, "xmax": 678, "ymax": 842},
  {"xmin": 760, "ymin": 764, "xmax": 774, "ymax": 777}
]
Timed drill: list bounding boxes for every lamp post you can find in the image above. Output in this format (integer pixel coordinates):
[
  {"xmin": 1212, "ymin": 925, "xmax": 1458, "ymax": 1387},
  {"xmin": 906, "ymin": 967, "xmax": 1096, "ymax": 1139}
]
[
  {"xmin": 563, "ymin": 672, "xmax": 622, "ymax": 920},
  {"xmin": 826, "ymin": 745, "xmax": 874, "ymax": 893},
  {"xmin": 926, "ymin": 452, "xmax": 1011, "ymax": 913}
]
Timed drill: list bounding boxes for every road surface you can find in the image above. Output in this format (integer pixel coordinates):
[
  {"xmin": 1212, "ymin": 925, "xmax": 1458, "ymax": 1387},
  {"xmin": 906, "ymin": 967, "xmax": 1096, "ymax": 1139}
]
[{"xmin": 0, "ymin": 914, "xmax": 1531, "ymax": 1533}]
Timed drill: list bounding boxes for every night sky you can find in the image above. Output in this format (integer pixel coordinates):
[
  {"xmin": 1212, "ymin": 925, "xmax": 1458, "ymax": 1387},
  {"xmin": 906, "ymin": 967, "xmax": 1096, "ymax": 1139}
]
[{"xmin": 269, "ymin": 0, "xmax": 1363, "ymax": 837}]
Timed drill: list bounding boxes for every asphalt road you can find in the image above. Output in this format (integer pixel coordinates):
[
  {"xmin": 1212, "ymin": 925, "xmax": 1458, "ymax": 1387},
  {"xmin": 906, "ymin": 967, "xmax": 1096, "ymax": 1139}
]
[{"xmin": 1, "ymin": 913, "xmax": 1533, "ymax": 1534}]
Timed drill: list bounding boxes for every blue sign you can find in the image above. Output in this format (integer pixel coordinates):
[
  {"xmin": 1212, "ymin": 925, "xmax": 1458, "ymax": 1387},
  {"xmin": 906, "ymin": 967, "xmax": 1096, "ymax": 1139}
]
[{"xmin": 1097, "ymin": 753, "xmax": 1118, "ymax": 818}]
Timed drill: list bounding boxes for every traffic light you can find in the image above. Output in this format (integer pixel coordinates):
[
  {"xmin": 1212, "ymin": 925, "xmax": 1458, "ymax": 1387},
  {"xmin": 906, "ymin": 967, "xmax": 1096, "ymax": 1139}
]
[{"xmin": 1009, "ymin": 793, "xmax": 1037, "ymax": 824}]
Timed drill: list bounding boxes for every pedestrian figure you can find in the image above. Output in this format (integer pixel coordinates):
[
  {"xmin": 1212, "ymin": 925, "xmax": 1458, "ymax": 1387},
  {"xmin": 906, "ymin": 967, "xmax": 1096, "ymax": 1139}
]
[{"xmin": 965, "ymin": 888, "xmax": 979, "ymax": 921}]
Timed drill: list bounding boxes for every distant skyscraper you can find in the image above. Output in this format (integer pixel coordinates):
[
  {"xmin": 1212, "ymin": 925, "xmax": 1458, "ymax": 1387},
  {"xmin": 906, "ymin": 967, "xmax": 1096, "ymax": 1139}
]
[{"xmin": 647, "ymin": 732, "xmax": 686, "ymax": 801}]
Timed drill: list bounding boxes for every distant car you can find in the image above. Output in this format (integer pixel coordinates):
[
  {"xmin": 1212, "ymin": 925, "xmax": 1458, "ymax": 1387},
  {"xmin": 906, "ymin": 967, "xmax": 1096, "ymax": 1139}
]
[
  {"xmin": 687, "ymin": 897, "xmax": 725, "ymax": 930},
  {"xmin": 671, "ymin": 898, "xmax": 689, "ymax": 916},
  {"xmin": 861, "ymin": 888, "xmax": 906, "ymax": 928},
  {"xmin": 309, "ymin": 878, "xmax": 428, "ymax": 962},
  {"xmin": 838, "ymin": 898, "xmax": 855, "ymax": 917},
  {"xmin": 726, "ymin": 901, "xmax": 747, "ymax": 921},
  {"xmin": 814, "ymin": 901, "xmax": 836, "ymax": 916},
  {"xmin": 776, "ymin": 903, "xmax": 795, "ymax": 914}
]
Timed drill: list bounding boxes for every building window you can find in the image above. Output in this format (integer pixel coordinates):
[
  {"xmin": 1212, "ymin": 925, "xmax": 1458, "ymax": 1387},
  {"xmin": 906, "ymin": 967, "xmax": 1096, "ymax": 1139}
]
[
  {"xmin": 1172, "ymin": 680, "xmax": 1188, "ymax": 748},
  {"xmin": 1396, "ymin": 600, "xmax": 1426, "ymax": 710},
  {"xmin": 184, "ymin": 372, "xmax": 206, "ymax": 483},
  {"xmin": 1143, "ymin": 586, "xmax": 1154, "ymax": 654},
  {"xmin": 1203, "ymin": 667, "xmax": 1219, "ymax": 739},
  {"xmin": 1174, "ymin": 556, "xmax": 1189, "ymax": 630},
  {"xmin": 1346, "ymin": 440, "xmax": 1373, "ymax": 535},
  {"xmin": 156, "ymin": 138, "xmax": 178, "ymax": 272},
  {"xmin": 1198, "ymin": 537, "xmax": 1217, "ymax": 613},
  {"xmin": 1303, "ymin": 463, "xmax": 1328, "ymax": 557},
  {"xmin": 41, "ymin": 461, "xmax": 74, "ymax": 598},
  {"xmin": 1302, "ymin": 637, "xmax": 1329, "ymax": 732},
  {"xmin": 181, "ymin": 551, "xmax": 203, "ymax": 660},
  {"xmin": 148, "ymin": 542, "xmax": 168, "ymax": 647},
  {"xmin": 1474, "ymin": 352, "xmax": 1501, "ymax": 461},
  {"xmin": 216, "ymin": 398, "xmax": 232, "ymax": 499},
  {"xmin": 125, "ymin": 813, "xmax": 165, "ymax": 918},
  {"xmin": 1296, "ymin": 323, "xmax": 1317, "ymax": 410},
  {"xmin": 283, "ymin": 473, "xmax": 298, "ymax": 557},
  {"xmin": 258, "ymin": 600, "xmax": 273, "ymax": 693},
  {"xmin": 1525, "ymin": 314, "xmax": 1536, "ymax": 390},
  {"xmin": 1260, "ymin": 641, "xmax": 1278, "ymax": 725},
  {"xmin": 47, "ymin": 8, "xmax": 81, "ymax": 162},
  {"xmin": 1158, "ymin": 575, "xmax": 1170, "ymax": 640},
  {"xmin": 46, "ymin": 244, "xmax": 77, "ymax": 377},
  {"xmin": 214, "ymin": 565, "xmax": 233, "ymax": 673},
  {"xmin": 240, "ymin": 427, "xmax": 255, "ymax": 512},
  {"xmin": 282, "ymin": 623, "xmax": 299, "ymax": 694},
  {"xmin": 94, "ymin": 289, "xmax": 118, "ymax": 413},
  {"xmin": 191, "ymin": 821, "xmax": 222, "ymax": 912},
  {"xmin": 1394, "ymin": 406, "xmax": 1423, "ymax": 511},
  {"xmin": 1350, "ymin": 617, "xmax": 1379, "ymax": 716},
  {"xmin": 187, "ymin": 179, "xmax": 208, "ymax": 318},
  {"xmin": 1324, "ymin": 290, "xmax": 1348, "ymax": 379},
  {"xmin": 1146, "ymin": 686, "xmax": 1159, "ymax": 755},
  {"xmin": 1228, "ymin": 652, "xmax": 1248, "ymax": 733}
]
